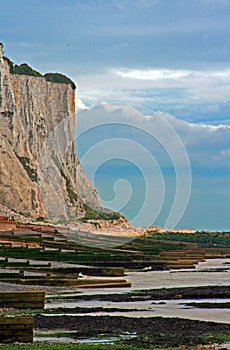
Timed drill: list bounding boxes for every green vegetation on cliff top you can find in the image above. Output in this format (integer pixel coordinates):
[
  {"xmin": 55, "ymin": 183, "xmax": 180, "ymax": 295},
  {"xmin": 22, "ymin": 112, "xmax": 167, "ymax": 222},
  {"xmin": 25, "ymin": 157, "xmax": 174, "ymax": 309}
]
[
  {"xmin": 3, "ymin": 56, "xmax": 76, "ymax": 89},
  {"xmin": 44, "ymin": 72, "xmax": 76, "ymax": 89}
]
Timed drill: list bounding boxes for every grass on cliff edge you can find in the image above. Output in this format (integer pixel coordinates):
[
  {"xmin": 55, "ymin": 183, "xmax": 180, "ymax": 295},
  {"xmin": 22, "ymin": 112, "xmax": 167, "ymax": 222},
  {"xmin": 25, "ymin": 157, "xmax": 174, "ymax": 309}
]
[{"xmin": 4, "ymin": 56, "xmax": 76, "ymax": 89}]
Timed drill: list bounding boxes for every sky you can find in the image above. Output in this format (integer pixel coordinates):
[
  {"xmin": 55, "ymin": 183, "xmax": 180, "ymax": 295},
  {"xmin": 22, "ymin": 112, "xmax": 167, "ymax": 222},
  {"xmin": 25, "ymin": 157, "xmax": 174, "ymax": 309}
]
[{"xmin": 1, "ymin": 0, "xmax": 229, "ymax": 230}]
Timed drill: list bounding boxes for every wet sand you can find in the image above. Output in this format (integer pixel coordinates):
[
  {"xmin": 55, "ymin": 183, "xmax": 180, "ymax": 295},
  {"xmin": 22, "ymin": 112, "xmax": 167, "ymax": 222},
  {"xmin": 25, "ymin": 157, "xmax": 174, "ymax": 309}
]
[{"xmin": 44, "ymin": 259, "xmax": 230, "ymax": 323}]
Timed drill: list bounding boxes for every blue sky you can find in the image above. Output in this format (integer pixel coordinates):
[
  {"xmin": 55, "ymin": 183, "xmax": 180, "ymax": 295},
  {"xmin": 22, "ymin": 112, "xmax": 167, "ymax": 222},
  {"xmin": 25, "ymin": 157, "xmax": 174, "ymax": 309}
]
[{"xmin": 1, "ymin": 0, "xmax": 229, "ymax": 230}]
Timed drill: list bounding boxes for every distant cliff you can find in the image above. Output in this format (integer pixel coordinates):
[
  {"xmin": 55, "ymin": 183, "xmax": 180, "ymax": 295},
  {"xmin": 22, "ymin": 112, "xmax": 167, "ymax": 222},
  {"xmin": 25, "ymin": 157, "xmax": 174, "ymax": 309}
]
[{"xmin": 0, "ymin": 43, "xmax": 101, "ymax": 221}]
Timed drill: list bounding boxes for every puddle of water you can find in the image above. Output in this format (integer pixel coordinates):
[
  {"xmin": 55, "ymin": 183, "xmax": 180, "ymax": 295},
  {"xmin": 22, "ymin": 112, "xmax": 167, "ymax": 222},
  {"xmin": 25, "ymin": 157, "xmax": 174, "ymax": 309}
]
[
  {"xmin": 34, "ymin": 332, "xmax": 137, "ymax": 344},
  {"xmin": 79, "ymin": 333, "xmax": 137, "ymax": 344}
]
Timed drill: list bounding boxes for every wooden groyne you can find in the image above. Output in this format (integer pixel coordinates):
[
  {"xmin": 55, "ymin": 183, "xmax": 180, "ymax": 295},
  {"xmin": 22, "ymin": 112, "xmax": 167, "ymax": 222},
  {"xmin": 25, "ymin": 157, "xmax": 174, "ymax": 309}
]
[
  {"xmin": 0, "ymin": 291, "xmax": 45, "ymax": 309},
  {"xmin": 1, "ymin": 226, "xmax": 230, "ymax": 288},
  {"xmin": 0, "ymin": 316, "xmax": 33, "ymax": 343},
  {"xmin": 0, "ymin": 275, "xmax": 131, "ymax": 287}
]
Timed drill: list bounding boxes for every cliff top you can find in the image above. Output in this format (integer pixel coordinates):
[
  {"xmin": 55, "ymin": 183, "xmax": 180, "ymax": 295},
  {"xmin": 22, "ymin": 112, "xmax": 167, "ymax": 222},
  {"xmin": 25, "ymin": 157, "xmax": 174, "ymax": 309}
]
[{"xmin": 3, "ymin": 53, "xmax": 76, "ymax": 89}]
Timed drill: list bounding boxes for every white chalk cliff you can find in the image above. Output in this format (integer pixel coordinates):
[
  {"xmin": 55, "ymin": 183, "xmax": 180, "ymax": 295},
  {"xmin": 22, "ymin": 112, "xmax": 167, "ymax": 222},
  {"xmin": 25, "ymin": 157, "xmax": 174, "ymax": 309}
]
[{"xmin": 0, "ymin": 43, "xmax": 100, "ymax": 220}]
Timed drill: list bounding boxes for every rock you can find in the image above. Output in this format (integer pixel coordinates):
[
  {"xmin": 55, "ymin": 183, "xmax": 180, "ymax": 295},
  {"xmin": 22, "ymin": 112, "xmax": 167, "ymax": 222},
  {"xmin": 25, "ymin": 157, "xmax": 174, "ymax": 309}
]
[{"xmin": 0, "ymin": 43, "xmax": 100, "ymax": 221}]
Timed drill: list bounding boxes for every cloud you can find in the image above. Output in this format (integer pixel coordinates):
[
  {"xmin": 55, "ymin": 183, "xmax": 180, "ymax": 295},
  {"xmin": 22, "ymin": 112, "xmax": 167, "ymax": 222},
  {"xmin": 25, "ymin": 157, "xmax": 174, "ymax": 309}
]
[
  {"xmin": 75, "ymin": 67, "xmax": 230, "ymax": 121},
  {"xmin": 76, "ymin": 96, "xmax": 89, "ymax": 111},
  {"xmin": 76, "ymin": 102, "xmax": 230, "ymax": 173},
  {"xmin": 76, "ymin": 102, "xmax": 230, "ymax": 229},
  {"xmin": 113, "ymin": 67, "xmax": 230, "ymax": 82},
  {"xmin": 114, "ymin": 68, "xmax": 192, "ymax": 80},
  {"xmin": 78, "ymin": 67, "xmax": 230, "ymax": 90}
]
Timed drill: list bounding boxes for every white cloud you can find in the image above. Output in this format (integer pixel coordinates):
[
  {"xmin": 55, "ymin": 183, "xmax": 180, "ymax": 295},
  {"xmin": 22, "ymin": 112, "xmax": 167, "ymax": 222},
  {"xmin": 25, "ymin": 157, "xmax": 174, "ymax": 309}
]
[
  {"xmin": 76, "ymin": 96, "xmax": 89, "ymax": 111},
  {"xmin": 113, "ymin": 67, "xmax": 230, "ymax": 84},
  {"xmin": 76, "ymin": 102, "xmax": 230, "ymax": 171},
  {"xmin": 75, "ymin": 67, "xmax": 230, "ymax": 119},
  {"xmin": 114, "ymin": 68, "xmax": 192, "ymax": 80}
]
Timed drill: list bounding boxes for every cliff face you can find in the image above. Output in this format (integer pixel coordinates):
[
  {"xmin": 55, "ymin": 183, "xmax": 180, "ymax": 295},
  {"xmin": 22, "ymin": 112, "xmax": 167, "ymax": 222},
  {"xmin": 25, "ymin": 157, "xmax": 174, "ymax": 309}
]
[{"xmin": 0, "ymin": 44, "xmax": 100, "ymax": 220}]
